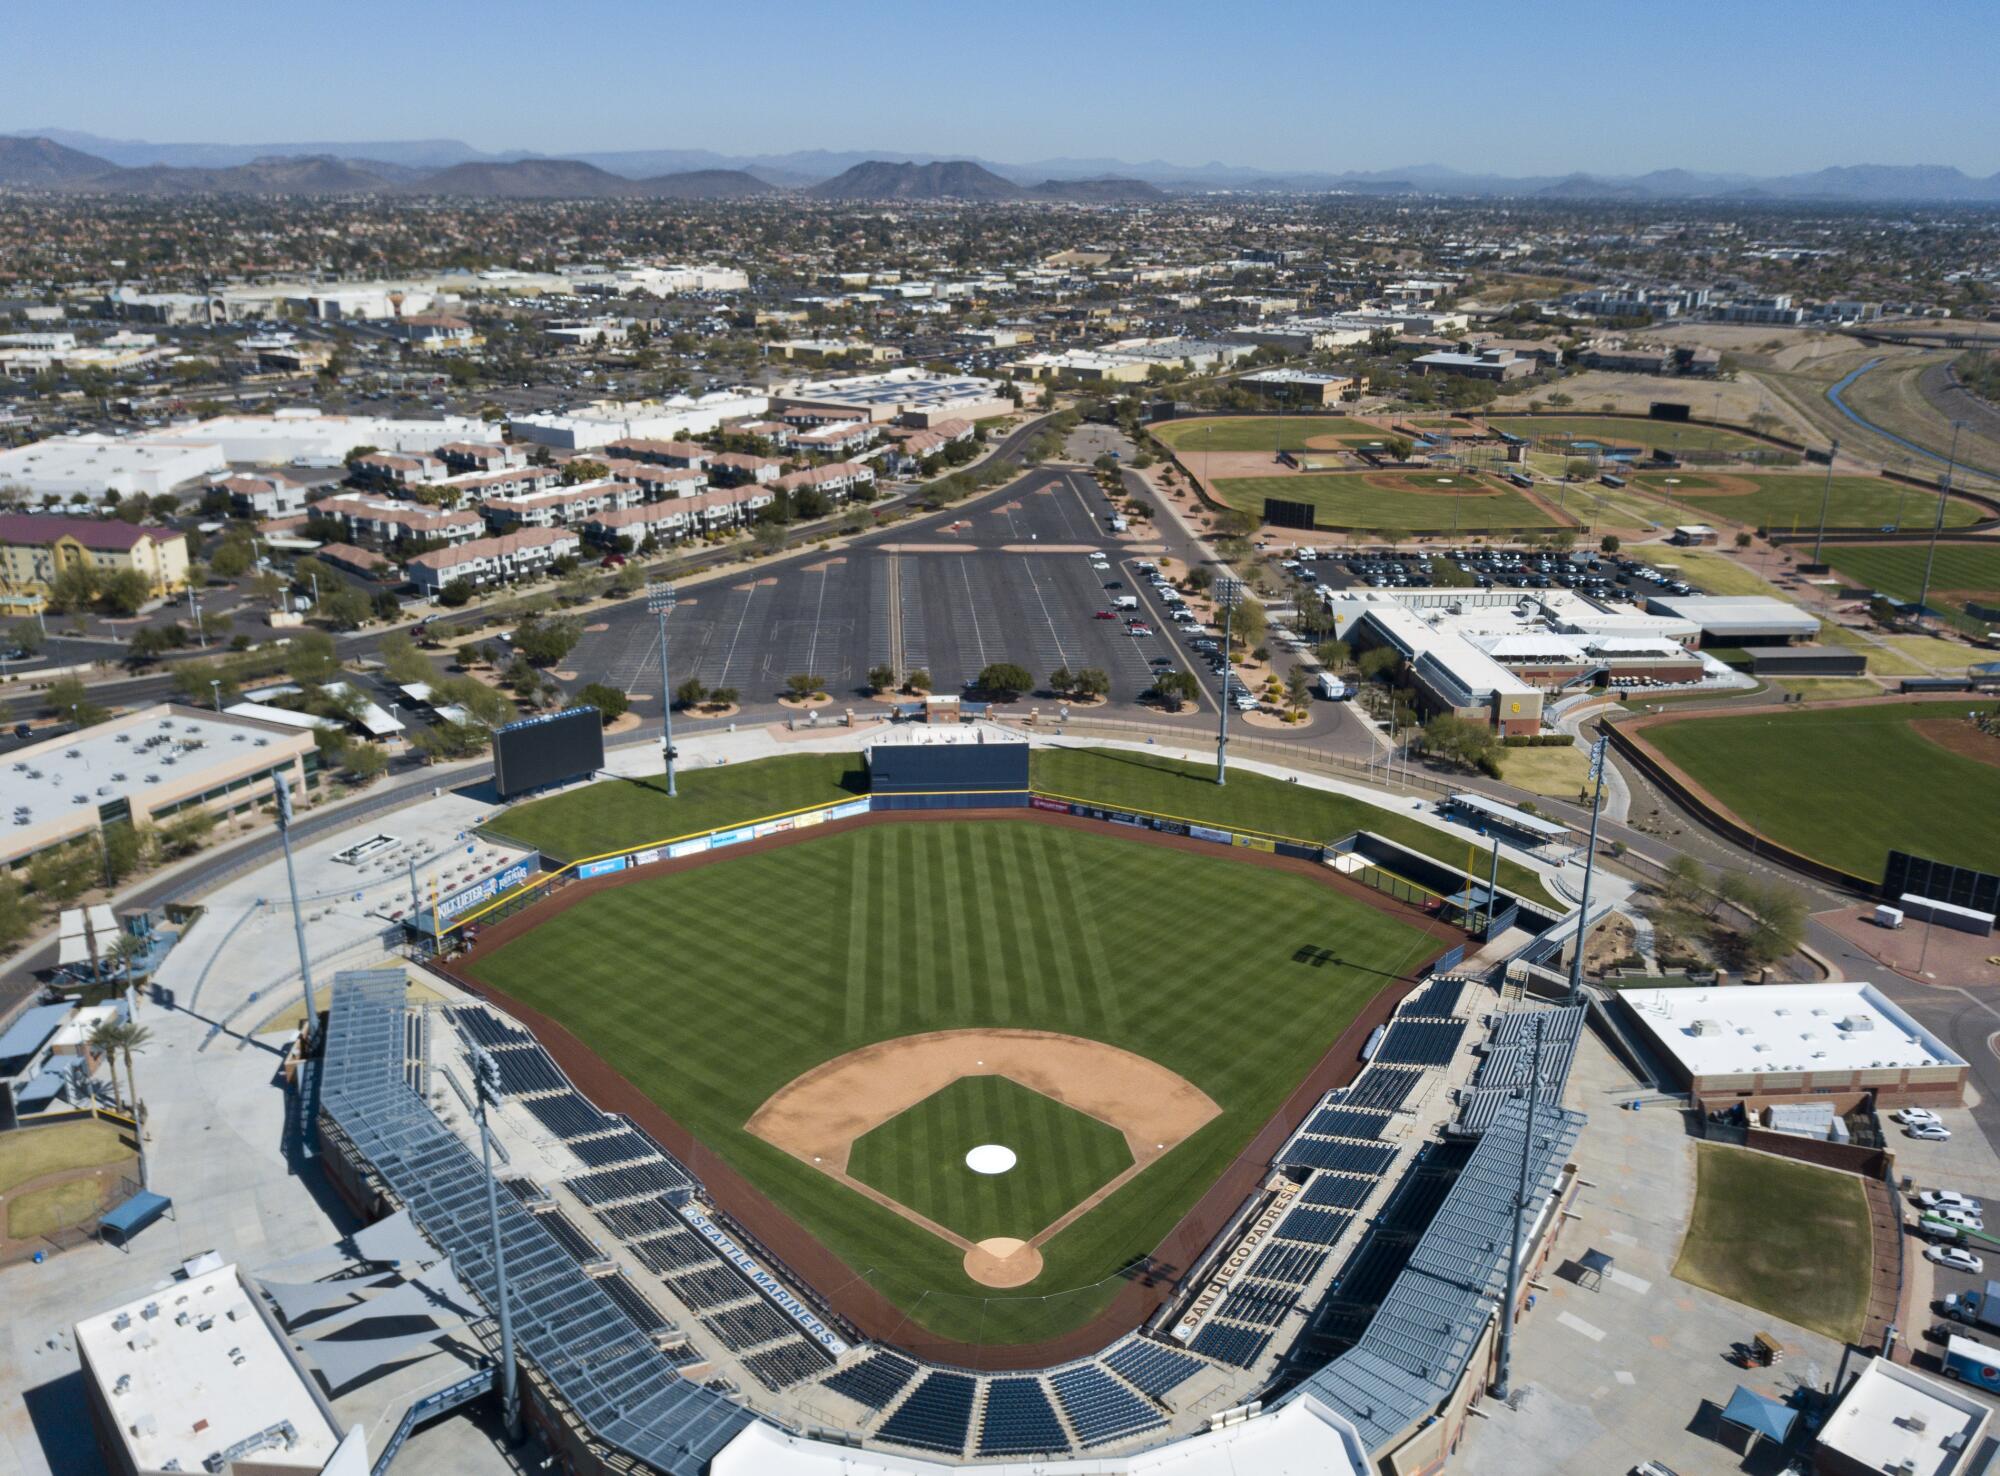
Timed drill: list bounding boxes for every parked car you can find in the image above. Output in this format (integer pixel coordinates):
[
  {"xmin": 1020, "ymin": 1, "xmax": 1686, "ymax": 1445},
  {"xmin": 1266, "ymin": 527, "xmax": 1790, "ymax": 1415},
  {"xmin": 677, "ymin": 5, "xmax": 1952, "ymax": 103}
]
[
  {"xmin": 1919, "ymin": 1190, "xmax": 1985, "ymax": 1214},
  {"xmin": 1908, "ymin": 1123, "xmax": 1954, "ymax": 1142},
  {"xmin": 1935, "ymin": 1207, "xmax": 1984, "ymax": 1231},
  {"xmin": 1927, "ymin": 1245, "xmax": 1986, "ymax": 1275},
  {"xmin": 1898, "ymin": 1107, "xmax": 1944, "ymax": 1127},
  {"xmin": 1095, "ymin": 610, "xmax": 1118, "ymax": 620}
]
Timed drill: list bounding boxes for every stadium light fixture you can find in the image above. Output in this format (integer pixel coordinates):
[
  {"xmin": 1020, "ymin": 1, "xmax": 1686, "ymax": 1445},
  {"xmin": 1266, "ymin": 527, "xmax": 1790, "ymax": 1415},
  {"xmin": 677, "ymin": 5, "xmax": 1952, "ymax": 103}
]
[
  {"xmin": 469, "ymin": 1046, "xmax": 520, "ymax": 1442},
  {"xmin": 274, "ymin": 778, "xmax": 318, "ymax": 1052},
  {"xmin": 1214, "ymin": 576, "xmax": 1243, "ymax": 786},
  {"xmin": 1915, "ymin": 421, "xmax": 1966, "ymax": 619},
  {"xmin": 1810, "ymin": 438, "xmax": 1839, "ymax": 566},
  {"xmin": 1491, "ymin": 1010, "xmax": 1545, "ymax": 1403},
  {"xmin": 1566, "ymin": 735, "xmax": 1610, "ymax": 1003},
  {"xmin": 647, "ymin": 580, "xmax": 678, "ymax": 798}
]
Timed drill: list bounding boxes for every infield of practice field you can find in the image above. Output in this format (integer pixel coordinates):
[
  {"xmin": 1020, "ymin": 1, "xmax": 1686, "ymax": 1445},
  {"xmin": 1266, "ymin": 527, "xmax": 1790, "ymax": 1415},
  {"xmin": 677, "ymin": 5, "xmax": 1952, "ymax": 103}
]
[
  {"xmin": 1639, "ymin": 699, "xmax": 2000, "ymax": 876},
  {"xmin": 463, "ymin": 818, "xmax": 1443, "ymax": 1344}
]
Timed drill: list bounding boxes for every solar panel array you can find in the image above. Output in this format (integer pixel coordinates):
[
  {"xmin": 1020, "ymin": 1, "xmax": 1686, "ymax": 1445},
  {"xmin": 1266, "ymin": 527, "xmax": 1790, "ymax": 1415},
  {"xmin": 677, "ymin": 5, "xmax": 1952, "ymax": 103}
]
[{"xmin": 319, "ymin": 973, "xmax": 750, "ymax": 1474}]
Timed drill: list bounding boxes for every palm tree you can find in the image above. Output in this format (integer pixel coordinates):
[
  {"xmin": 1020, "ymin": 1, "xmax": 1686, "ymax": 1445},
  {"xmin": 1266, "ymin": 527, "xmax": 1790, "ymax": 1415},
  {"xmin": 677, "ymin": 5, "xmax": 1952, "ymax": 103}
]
[
  {"xmin": 87, "ymin": 1018, "xmax": 127, "ymax": 1113},
  {"xmin": 89, "ymin": 1019, "xmax": 152, "ymax": 1138}
]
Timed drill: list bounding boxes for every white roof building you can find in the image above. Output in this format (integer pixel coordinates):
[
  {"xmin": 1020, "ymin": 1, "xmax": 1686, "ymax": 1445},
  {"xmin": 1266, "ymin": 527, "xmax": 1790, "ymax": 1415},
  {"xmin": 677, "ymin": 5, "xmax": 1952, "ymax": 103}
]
[
  {"xmin": 1816, "ymin": 1354, "xmax": 1988, "ymax": 1476},
  {"xmin": 771, "ymin": 368, "xmax": 1013, "ymax": 426},
  {"xmin": 0, "ymin": 434, "xmax": 227, "ymax": 498},
  {"xmin": 75, "ymin": 1262, "xmax": 359, "ymax": 1475},
  {"xmin": 509, "ymin": 391, "xmax": 771, "ymax": 450},
  {"xmin": 1643, "ymin": 594, "xmax": 1819, "ymax": 642}
]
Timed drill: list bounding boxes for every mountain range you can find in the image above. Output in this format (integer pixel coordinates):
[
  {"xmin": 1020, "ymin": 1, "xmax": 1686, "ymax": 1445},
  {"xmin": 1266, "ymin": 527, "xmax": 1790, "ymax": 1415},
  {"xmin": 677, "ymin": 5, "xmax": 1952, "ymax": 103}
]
[{"xmin": 6, "ymin": 129, "xmax": 2000, "ymax": 203}]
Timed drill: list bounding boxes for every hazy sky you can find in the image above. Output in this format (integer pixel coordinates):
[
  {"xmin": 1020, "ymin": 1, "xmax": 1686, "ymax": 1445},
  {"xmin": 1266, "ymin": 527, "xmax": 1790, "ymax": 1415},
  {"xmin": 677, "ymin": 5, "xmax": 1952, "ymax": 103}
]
[{"xmin": 12, "ymin": 0, "xmax": 1999, "ymax": 175}]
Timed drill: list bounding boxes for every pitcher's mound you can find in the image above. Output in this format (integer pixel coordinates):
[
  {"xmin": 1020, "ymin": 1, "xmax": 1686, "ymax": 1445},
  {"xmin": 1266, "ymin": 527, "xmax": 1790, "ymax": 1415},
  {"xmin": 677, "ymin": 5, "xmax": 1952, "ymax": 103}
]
[{"xmin": 964, "ymin": 1237, "xmax": 1043, "ymax": 1289}]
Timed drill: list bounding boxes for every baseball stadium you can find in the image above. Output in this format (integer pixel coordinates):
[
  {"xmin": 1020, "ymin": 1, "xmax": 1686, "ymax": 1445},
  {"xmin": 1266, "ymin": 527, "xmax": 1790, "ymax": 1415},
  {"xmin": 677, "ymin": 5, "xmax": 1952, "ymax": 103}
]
[{"xmin": 309, "ymin": 733, "xmax": 1589, "ymax": 1474}]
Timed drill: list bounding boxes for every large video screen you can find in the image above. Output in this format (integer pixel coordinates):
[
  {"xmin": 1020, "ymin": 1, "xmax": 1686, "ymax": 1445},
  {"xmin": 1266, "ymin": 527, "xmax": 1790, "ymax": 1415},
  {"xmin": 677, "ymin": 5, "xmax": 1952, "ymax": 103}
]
[{"xmin": 492, "ymin": 707, "xmax": 607, "ymax": 799}]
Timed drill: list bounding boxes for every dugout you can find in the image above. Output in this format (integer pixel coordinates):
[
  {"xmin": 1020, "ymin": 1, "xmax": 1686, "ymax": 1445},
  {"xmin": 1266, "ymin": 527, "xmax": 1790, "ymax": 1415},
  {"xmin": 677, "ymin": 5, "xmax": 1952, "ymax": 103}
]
[
  {"xmin": 1744, "ymin": 646, "xmax": 1867, "ymax": 677},
  {"xmin": 866, "ymin": 740, "xmax": 1031, "ymax": 810}
]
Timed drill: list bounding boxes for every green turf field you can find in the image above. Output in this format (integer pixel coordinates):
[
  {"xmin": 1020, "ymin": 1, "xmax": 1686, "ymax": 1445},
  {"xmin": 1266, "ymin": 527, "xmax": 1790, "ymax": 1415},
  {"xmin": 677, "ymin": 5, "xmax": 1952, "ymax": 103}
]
[
  {"xmin": 1628, "ymin": 472, "xmax": 1982, "ymax": 531},
  {"xmin": 1213, "ymin": 473, "xmax": 1565, "ymax": 531},
  {"xmin": 849, "ymin": 1076, "xmax": 1132, "ymax": 1243},
  {"xmin": 491, "ymin": 752, "xmax": 866, "ymax": 861},
  {"xmin": 466, "ymin": 819, "xmax": 1441, "ymax": 1343},
  {"xmin": 1152, "ymin": 416, "xmax": 1387, "ymax": 452},
  {"xmin": 1487, "ymin": 416, "xmax": 1767, "ymax": 453},
  {"xmin": 1674, "ymin": 1144, "xmax": 1870, "ymax": 1342},
  {"xmin": 481, "ymin": 746, "xmax": 1551, "ymax": 898},
  {"xmin": 1823, "ymin": 543, "xmax": 2000, "ymax": 634},
  {"xmin": 1641, "ymin": 700, "xmax": 2000, "ymax": 876}
]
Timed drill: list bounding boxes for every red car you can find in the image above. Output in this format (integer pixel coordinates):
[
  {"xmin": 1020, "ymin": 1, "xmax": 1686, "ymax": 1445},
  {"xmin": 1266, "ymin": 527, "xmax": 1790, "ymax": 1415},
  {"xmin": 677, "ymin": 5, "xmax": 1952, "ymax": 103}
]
[{"xmin": 1095, "ymin": 609, "xmax": 1118, "ymax": 619}]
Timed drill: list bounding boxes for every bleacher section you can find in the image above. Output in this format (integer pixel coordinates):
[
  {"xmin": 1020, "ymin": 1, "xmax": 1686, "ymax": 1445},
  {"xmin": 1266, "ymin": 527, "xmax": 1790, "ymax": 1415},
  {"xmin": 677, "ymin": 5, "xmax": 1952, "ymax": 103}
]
[
  {"xmin": 978, "ymin": 1378, "xmax": 1068, "ymax": 1457},
  {"xmin": 1102, "ymin": 1338, "xmax": 1206, "ymax": 1400},
  {"xmin": 1188, "ymin": 1322, "xmax": 1272, "ymax": 1370},
  {"xmin": 823, "ymin": 1351, "xmax": 919, "ymax": 1410},
  {"xmin": 1050, "ymin": 1364, "xmax": 1166, "ymax": 1446},
  {"xmin": 877, "ymin": 1370, "xmax": 978, "ymax": 1455},
  {"xmin": 1372, "ymin": 1018, "xmax": 1466, "ymax": 1066},
  {"xmin": 522, "ymin": 1091, "xmax": 613, "ymax": 1139},
  {"xmin": 1401, "ymin": 974, "xmax": 1468, "ymax": 1020},
  {"xmin": 1340, "ymin": 1066, "xmax": 1421, "ymax": 1111},
  {"xmin": 1457, "ymin": 1005, "xmax": 1586, "ymax": 1135}
]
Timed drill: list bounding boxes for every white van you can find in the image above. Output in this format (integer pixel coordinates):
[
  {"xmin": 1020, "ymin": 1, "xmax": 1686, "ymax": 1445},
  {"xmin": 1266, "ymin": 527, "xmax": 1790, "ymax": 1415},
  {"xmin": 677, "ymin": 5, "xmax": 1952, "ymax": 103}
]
[{"xmin": 1113, "ymin": 595, "xmax": 1139, "ymax": 610}]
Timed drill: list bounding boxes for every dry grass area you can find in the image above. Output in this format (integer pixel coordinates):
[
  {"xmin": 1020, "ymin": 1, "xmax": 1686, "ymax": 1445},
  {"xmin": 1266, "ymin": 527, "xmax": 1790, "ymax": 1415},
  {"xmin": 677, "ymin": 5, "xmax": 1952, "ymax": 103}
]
[
  {"xmin": 1499, "ymin": 745, "xmax": 1590, "ymax": 798},
  {"xmin": 1493, "ymin": 368, "xmax": 1811, "ymax": 439},
  {"xmin": 0, "ymin": 1119, "xmax": 136, "ymax": 1195}
]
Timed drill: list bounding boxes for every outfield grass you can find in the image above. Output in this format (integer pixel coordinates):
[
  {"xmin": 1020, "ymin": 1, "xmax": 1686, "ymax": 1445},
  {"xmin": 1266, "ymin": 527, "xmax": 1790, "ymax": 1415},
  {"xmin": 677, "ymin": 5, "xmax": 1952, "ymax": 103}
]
[
  {"xmin": 1487, "ymin": 416, "xmax": 1767, "ymax": 453},
  {"xmin": 1152, "ymin": 416, "xmax": 1387, "ymax": 453},
  {"xmin": 1825, "ymin": 544, "xmax": 2000, "ymax": 635},
  {"xmin": 491, "ymin": 752, "xmax": 866, "ymax": 862},
  {"xmin": 849, "ymin": 1076, "xmax": 1132, "ymax": 1243},
  {"xmin": 467, "ymin": 820, "xmax": 1441, "ymax": 1343},
  {"xmin": 0, "ymin": 1119, "xmax": 135, "ymax": 1195},
  {"xmin": 1674, "ymin": 1144, "xmax": 1870, "ymax": 1342},
  {"xmin": 1772, "ymin": 678, "xmax": 1883, "ymax": 702},
  {"xmin": 1629, "ymin": 472, "xmax": 1982, "ymax": 531},
  {"xmin": 1642, "ymin": 700, "xmax": 2000, "ymax": 875},
  {"xmin": 1213, "ymin": 473, "xmax": 1564, "ymax": 531},
  {"xmin": 482, "ymin": 746, "xmax": 1550, "ymax": 899},
  {"xmin": 1031, "ymin": 747, "xmax": 1546, "ymax": 897}
]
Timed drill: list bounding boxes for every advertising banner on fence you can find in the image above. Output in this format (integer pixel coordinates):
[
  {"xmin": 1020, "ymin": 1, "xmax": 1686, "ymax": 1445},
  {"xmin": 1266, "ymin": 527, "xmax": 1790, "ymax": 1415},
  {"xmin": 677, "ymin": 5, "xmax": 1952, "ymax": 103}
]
[
  {"xmin": 1190, "ymin": 825, "xmax": 1233, "ymax": 846},
  {"xmin": 678, "ymin": 1205, "xmax": 848, "ymax": 1355},
  {"xmin": 1031, "ymin": 796, "xmax": 1070, "ymax": 814},
  {"xmin": 753, "ymin": 818, "xmax": 796, "ymax": 840},
  {"xmin": 667, "ymin": 837, "xmax": 710, "ymax": 860},
  {"xmin": 1232, "ymin": 834, "xmax": 1276, "ymax": 853},
  {"xmin": 578, "ymin": 856, "xmax": 629, "ymax": 879},
  {"xmin": 429, "ymin": 856, "xmax": 541, "ymax": 933},
  {"xmin": 710, "ymin": 826, "xmax": 755, "ymax": 850},
  {"xmin": 792, "ymin": 808, "xmax": 826, "ymax": 829},
  {"xmin": 826, "ymin": 800, "xmax": 872, "ymax": 822},
  {"xmin": 1155, "ymin": 819, "xmax": 1190, "ymax": 837},
  {"xmin": 632, "ymin": 847, "xmax": 662, "ymax": 868},
  {"xmin": 1108, "ymin": 811, "xmax": 1144, "ymax": 827}
]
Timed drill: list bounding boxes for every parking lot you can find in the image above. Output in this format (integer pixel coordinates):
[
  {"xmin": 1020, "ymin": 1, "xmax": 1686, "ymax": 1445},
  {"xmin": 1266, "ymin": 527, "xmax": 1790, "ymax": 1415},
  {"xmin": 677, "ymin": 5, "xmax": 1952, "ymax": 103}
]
[
  {"xmin": 568, "ymin": 468, "xmax": 1217, "ymax": 713},
  {"xmin": 1281, "ymin": 544, "xmax": 1697, "ymax": 603}
]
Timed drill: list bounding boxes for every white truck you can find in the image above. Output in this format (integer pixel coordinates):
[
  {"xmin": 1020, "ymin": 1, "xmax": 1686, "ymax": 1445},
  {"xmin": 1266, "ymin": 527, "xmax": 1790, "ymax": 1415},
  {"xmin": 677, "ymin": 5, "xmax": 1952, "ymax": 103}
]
[
  {"xmin": 1113, "ymin": 595, "xmax": 1139, "ymax": 610},
  {"xmin": 1315, "ymin": 672, "xmax": 1351, "ymax": 701}
]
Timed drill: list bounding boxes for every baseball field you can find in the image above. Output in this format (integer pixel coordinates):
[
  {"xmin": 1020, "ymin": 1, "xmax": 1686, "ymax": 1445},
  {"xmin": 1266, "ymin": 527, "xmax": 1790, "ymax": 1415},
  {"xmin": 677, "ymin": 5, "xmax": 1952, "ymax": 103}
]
[
  {"xmin": 1823, "ymin": 543, "xmax": 2000, "ymax": 635},
  {"xmin": 1486, "ymin": 415, "xmax": 1768, "ymax": 453},
  {"xmin": 1151, "ymin": 416, "xmax": 1390, "ymax": 452},
  {"xmin": 462, "ymin": 816, "xmax": 1447, "ymax": 1346},
  {"xmin": 1638, "ymin": 699, "xmax": 2000, "ymax": 877},
  {"xmin": 1626, "ymin": 471, "xmax": 1984, "ymax": 531},
  {"xmin": 1212, "ymin": 470, "xmax": 1568, "ymax": 531}
]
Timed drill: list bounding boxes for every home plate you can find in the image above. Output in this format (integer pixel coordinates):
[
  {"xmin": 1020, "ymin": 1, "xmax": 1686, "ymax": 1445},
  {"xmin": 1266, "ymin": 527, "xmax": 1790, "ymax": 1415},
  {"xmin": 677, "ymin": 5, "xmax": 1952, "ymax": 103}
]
[{"xmin": 963, "ymin": 1237, "xmax": 1044, "ymax": 1288}]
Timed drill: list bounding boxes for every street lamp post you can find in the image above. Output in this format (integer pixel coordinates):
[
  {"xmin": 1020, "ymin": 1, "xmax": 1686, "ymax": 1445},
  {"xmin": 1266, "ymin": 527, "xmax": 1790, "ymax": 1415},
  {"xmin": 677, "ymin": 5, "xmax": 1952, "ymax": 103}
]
[
  {"xmin": 1915, "ymin": 421, "xmax": 1967, "ymax": 618},
  {"xmin": 274, "ymin": 778, "xmax": 318, "ymax": 1051},
  {"xmin": 209, "ymin": 678, "xmax": 221, "ymax": 714},
  {"xmin": 647, "ymin": 580, "xmax": 678, "ymax": 797},
  {"xmin": 187, "ymin": 585, "xmax": 207, "ymax": 650},
  {"xmin": 469, "ymin": 1049, "xmax": 520, "ymax": 1443},
  {"xmin": 1214, "ymin": 577, "xmax": 1242, "ymax": 786},
  {"xmin": 1810, "ymin": 438, "xmax": 1839, "ymax": 565},
  {"xmin": 1567, "ymin": 735, "xmax": 1609, "ymax": 1003}
]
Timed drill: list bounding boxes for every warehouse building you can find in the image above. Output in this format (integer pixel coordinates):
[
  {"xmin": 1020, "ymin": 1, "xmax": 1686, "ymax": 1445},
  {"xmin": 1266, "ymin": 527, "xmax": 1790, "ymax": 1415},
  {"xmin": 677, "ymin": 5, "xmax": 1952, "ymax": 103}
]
[
  {"xmin": 0, "ymin": 705, "xmax": 318, "ymax": 869},
  {"xmin": 771, "ymin": 367, "xmax": 1014, "ymax": 427},
  {"xmin": 1617, "ymin": 982, "xmax": 1967, "ymax": 1108},
  {"xmin": 1644, "ymin": 594, "xmax": 1820, "ymax": 646},
  {"xmin": 510, "ymin": 391, "xmax": 771, "ymax": 451}
]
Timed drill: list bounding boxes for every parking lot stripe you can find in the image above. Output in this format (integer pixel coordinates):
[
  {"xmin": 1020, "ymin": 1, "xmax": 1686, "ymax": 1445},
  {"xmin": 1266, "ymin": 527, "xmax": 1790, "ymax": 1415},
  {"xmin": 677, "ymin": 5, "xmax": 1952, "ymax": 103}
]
[{"xmin": 1607, "ymin": 1268, "xmax": 1653, "ymax": 1296}]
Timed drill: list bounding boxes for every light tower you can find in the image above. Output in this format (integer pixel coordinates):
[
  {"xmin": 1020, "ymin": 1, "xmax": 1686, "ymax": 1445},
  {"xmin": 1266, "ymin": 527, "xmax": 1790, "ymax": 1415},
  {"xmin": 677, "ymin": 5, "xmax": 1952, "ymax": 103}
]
[
  {"xmin": 469, "ymin": 1047, "xmax": 520, "ymax": 1441},
  {"xmin": 274, "ymin": 778, "xmax": 318, "ymax": 1050},
  {"xmin": 647, "ymin": 579, "xmax": 678, "ymax": 797},
  {"xmin": 1213, "ymin": 576, "xmax": 1242, "ymax": 786}
]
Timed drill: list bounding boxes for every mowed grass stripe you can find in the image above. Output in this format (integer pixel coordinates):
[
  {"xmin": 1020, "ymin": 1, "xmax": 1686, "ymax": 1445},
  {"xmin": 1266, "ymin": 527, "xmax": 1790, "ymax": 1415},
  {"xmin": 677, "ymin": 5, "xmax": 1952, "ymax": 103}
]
[
  {"xmin": 1642, "ymin": 700, "xmax": 2000, "ymax": 876},
  {"xmin": 467, "ymin": 820, "xmax": 1438, "ymax": 1344}
]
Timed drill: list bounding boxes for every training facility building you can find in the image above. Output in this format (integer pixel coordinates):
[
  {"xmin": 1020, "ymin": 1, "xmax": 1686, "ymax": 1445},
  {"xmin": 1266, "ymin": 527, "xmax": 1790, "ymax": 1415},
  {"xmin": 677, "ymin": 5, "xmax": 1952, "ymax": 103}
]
[
  {"xmin": 1616, "ymin": 982, "xmax": 1968, "ymax": 1108},
  {"xmin": 1237, "ymin": 367, "xmax": 1360, "ymax": 405},
  {"xmin": 1813, "ymin": 1354, "xmax": 1988, "ymax": 1476},
  {"xmin": 0, "ymin": 513, "xmax": 191, "ymax": 602},
  {"xmin": 1643, "ymin": 594, "xmax": 1819, "ymax": 646},
  {"xmin": 0, "ymin": 705, "xmax": 318, "ymax": 869}
]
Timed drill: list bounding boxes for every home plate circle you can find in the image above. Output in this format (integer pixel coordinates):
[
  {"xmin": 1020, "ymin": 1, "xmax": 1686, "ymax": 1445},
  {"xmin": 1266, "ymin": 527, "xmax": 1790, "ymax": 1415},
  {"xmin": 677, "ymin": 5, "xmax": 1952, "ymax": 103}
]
[{"xmin": 965, "ymin": 1144, "xmax": 1017, "ymax": 1175}]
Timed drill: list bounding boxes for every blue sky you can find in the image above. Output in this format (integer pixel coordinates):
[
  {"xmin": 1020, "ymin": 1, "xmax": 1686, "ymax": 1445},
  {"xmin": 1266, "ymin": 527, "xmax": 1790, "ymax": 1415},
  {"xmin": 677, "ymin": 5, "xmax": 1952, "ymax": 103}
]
[{"xmin": 11, "ymin": 0, "xmax": 1999, "ymax": 175}]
